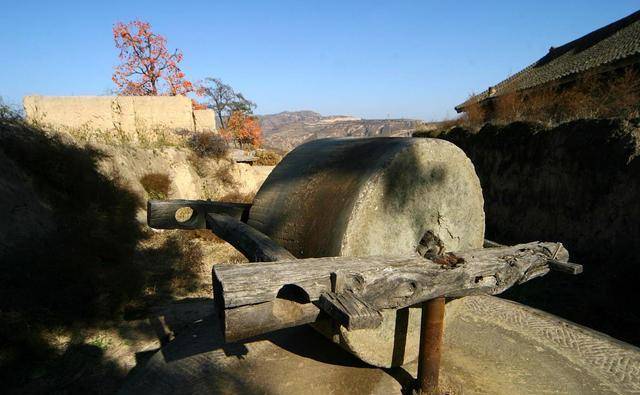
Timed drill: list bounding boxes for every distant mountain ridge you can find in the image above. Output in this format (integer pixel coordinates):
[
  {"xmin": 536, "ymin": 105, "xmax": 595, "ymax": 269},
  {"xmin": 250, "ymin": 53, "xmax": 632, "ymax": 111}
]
[{"xmin": 257, "ymin": 110, "xmax": 421, "ymax": 151}]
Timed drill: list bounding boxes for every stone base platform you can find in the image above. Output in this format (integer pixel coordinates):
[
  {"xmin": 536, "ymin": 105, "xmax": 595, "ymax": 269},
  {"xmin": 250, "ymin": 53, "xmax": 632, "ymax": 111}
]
[{"xmin": 120, "ymin": 296, "xmax": 640, "ymax": 394}]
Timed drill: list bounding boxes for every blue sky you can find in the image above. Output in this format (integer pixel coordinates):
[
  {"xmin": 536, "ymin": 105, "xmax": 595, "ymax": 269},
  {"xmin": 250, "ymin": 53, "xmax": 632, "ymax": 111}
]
[{"xmin": 1, "ymin": 1, "xmax": 638, "ymax": 120}]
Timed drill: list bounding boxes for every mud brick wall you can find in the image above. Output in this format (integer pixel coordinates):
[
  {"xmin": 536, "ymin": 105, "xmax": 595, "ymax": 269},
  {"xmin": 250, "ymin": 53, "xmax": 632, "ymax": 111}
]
[
  {"xmin": 423, "ymin": 118, "xmax": 640, "ymax": 345},
  {"xmin": 23, "ymin": 95, "xmax": 216, "ymax": 144}
]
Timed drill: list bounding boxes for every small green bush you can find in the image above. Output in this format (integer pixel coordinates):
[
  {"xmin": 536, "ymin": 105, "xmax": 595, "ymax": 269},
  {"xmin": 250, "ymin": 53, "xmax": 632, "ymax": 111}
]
[{"xmin": 140, "ymin": 173, "xmax": 171, "ymax": 199}]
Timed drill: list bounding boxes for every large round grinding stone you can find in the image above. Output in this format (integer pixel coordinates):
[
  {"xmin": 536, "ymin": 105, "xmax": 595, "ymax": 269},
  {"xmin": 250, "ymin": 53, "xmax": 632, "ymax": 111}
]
[{"xmin": 248, "ymin": 137, "xmax": 485, "ymax": 367}]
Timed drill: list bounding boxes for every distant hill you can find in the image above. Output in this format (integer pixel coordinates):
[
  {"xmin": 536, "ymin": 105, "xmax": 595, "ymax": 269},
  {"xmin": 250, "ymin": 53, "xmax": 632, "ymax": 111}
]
[{"xmin": 257, "ymin": 111, "xmax": 422, "ymax": 151}]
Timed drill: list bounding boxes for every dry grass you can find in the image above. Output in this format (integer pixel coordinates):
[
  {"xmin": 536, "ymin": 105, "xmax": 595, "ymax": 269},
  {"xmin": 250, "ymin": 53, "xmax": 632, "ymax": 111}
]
[
  {"xmin": 254, "ymin": 150, "xmax": 282, "ymax": 166},
  {"xmin": 0, "ymin": 109, "xmax": 258, "ymax": 392},
  {"xmin": 437, "ymin": 118, "xmax": 465, "ymax": 131},
  {"xmin": 462, "ymin": 98, "xmax": 486, "ymax": 128},
  {"xmin": 0, "ymin": 118, "xmax": 145, "ymax": 388},
  {"xmin": 220, "ymin": 190, "xmax": 255, "ymax": 203},
  {"xmin": 412, "ymin": 122, "xmax": 446, "ymax": 138},
  {"xmin": 461, "ymin": 67, "xmax": 640, "ymax": 128},
  {"xmin": 161, "ymin": 232, "xmax": 205, "ymax": 293},
  {"xmin": 140, "ymin": 172, "xmax": 171, "ymax": 199},
  {"xmin": 187, "ymin": 151, "xmax": 208, "ymax": 177},
  {"xmin": 213, "ymin": 163, "xmax": 237, "ymax": 187}
]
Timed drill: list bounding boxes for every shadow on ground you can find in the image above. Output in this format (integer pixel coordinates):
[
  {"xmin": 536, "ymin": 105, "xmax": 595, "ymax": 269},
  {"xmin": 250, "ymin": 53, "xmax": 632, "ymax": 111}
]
[{"xmin": 0, "ymin": 119, "xmax": 207, "ymax": 393}]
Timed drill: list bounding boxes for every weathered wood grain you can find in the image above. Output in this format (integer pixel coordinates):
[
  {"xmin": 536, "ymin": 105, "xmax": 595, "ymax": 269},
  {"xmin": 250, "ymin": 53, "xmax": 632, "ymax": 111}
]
[
  {"xmin": 484, "ymin": 239, "xmax": 582, "ymax": 275},
  {"xmin": 215, "ymin": 242, "xmax": 571, "ymax": 341},
  {"xmin": 214, "ymin": 242, "xmax": 567, "ymax": 309},
  {"xmin": 547, "ymin": 258, "xmax": 583, "ymax": 274},
  {"xmin": 147, "ymin": 199, "xmax": 251, "ymax": 229},
  {"xmin": 206, "ymin": 213, "xmax": 296, "ymax": 262},
  {"xmin": 317, "ymin": 291, "xmax": 383, "ymax": 330},
  {"xmin": 222, "ymin": 299, "xmax": 320, "ymax": 342}
]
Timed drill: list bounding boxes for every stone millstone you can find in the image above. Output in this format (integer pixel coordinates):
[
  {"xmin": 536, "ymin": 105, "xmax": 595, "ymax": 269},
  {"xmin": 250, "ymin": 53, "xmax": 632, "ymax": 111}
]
[{"xmin": 247, "ymin": 137, "xmax": 485, "ymax": 367}]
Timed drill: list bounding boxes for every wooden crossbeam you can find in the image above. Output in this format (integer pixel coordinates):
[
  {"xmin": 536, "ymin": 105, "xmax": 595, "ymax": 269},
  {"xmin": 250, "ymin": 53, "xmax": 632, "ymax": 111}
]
[
  {"xmin": 483, "ymin": 239, "xmax": 583, "ymax": 274},
  {"xmin": 206, "ymin": 213, "xmax": 295, "ymax": 262},
  {"xmin": 145, "ymin": 199, "xmax": 582, "ymax": 345},
  {"xmin": 214, "ymin": 242, "xmax": 571, "ymax": 342},
  {"xmin": 147, "ymin": 199, "xmax": 251, "ymax": 229},
  {"xmin": 317, "ymin": 291, "xmax": 383, "ymax": 330}
]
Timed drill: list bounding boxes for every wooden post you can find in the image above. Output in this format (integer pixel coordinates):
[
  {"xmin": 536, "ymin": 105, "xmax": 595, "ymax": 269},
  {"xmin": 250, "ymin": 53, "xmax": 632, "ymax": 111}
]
[{"xmin": 417, "ymin": 297, "xmax": 445, "ymax": 395}]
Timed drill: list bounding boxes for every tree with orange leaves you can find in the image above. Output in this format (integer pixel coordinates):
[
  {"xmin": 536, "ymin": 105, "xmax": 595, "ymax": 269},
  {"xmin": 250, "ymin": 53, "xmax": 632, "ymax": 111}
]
[
  {"xmin": 112, "ymin": 20, "xmax": 193, "ymax": 96},
  {"xmin": 223, "ymin": 110, "xmax": 262, "ymax": 148}
]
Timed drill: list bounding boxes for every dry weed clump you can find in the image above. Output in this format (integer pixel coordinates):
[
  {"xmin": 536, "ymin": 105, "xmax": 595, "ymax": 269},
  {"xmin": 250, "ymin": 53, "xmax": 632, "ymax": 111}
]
[
  {"xmin": 188, "ymin": 132, "xmax": 229, "ymax": 160},
  {"xmin": 220, "ymin": 190, "xmax": 255, "ymax": 203},
  {"xmin": 254, "ymin": 150, "xmax": 282, "ymax": 166},
  {"xmin": 187, "ymin": 151, "xmax": 209, "ymax": 177},
  {"xmin": 214, "ymin": 164, "xmax": 237, "ymax": 187},
  {"xmin": 140, "ymin": 172, "xmax": 171, "ymax": 199}
]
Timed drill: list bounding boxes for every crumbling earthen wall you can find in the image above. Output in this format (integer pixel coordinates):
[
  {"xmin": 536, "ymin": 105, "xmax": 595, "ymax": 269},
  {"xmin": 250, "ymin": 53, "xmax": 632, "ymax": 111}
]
[
  {"xmin": 428, "ymin": 118, "xmax": 640, "ymax": 345},
  {"xmin": 23, "ymin": 95, "xmax": 216, "ymax": 145},
  {"xmin": 193, "ymin": 109, "xmax": 216, "ymax": 132}
]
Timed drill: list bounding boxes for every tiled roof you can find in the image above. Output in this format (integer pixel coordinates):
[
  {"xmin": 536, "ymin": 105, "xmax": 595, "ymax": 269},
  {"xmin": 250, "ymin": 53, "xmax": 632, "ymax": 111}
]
[{"xmin": 456, "ymin": 10, "xmax": 640, "ymax": 111}]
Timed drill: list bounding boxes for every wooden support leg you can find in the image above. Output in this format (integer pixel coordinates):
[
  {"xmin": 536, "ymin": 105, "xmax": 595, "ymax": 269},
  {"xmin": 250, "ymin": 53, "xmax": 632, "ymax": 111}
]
[{"xmin": 416, "ymin": 297, "xmax": 445, "ymax": 395}]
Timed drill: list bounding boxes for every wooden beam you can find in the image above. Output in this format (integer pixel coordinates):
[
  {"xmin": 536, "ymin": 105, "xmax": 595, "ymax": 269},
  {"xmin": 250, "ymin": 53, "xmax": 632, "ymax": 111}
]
[
  {"xmin": 215, "ymin": 242, "xmax": 567, "ymax": 309},
  {"xmin": 547, "ymin": 258, "xmax": 583, "ymax": 275},
  {"xmin": 215, "ymin": 242, "xmax": 571, "ymax": 341},
  {"xmin": 206, "ymin": 213, "xmax": 296, "ymax": 262},
  {"xmin": 200, "ymin": 210, "xmax": 301, "ymax": 342},
  {"xmin": 147, "ymin": 199, "xmax": 251, "ymax": 229},
  {"xmin": 317, "ymin": 291, "xmax": 383, "ymax": 330},
  {"xmin": 484, "ymin": 239, "xmax": 583, "ymax": 275},
  {"xmin": 221, "ymin": 299, "xmax": 320, "ymax": 342}
]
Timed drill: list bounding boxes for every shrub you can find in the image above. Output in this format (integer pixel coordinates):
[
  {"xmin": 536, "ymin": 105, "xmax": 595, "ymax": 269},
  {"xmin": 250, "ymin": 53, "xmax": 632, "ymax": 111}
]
[
  {"xmin": 140, "ymin": 173, "xmax": 171, "ymax": 199},
  {"xmin": 254, "ymin": 150, "xmax": 282, "ymax": 166},
  {"xmin": 188, "ymin": 132, "xmax": 229, "ymax": 159},
  {"xmin": 222, "ymin": 111, "xmax": 262, "ymax": 148}
]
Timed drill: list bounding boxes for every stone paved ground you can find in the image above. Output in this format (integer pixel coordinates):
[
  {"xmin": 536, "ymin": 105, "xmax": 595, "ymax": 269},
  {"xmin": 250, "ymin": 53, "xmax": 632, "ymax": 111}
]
[{"xmin": 121, "ymin": 295, "xmax": 640, "ymax": 395}]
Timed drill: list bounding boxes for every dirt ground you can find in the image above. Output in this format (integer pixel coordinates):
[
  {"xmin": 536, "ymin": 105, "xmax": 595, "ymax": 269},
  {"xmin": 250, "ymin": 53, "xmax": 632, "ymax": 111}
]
[
  {"xmin": 0, "ymin": 119, "xmax": 274, "ymax": 394},
  {"xmin": 11, "ymin": 231, "xmax": 248, "ymax": 395}
]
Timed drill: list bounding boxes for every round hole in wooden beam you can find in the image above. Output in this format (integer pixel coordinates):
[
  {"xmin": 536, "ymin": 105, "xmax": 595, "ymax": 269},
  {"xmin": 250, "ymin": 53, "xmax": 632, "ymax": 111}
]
[{"xmin": 175, "ymin": 206, "xmax": 195, "ymax": 223}]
